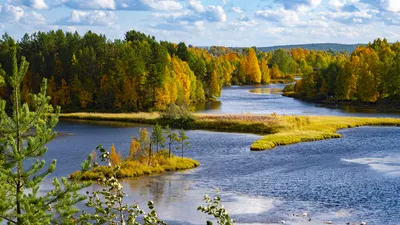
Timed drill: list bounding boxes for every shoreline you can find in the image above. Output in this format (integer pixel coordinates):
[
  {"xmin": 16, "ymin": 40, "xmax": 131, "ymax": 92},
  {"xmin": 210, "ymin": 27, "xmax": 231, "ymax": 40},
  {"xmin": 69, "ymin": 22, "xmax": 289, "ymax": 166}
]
[
  {"xmin": 283, "ymin": 92, "xmax": 400, "ymax": 112},
  {"xmin": 60, "ymin": 113, "xmax": 400, "ymax": 152}
]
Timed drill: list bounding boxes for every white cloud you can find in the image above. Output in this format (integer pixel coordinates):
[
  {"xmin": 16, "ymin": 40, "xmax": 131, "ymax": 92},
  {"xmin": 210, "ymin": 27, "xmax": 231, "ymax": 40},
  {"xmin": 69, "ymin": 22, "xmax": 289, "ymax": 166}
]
[
  {"xmin": 0, "ymin": 3, "xmax": 24, "ymax": 22},
  {"xmin": 380, "ymin": 0, "xmax": 400, "ymax": 13},
  {"xmin": 314, "ymin": 9, "xmax": 377, "ymax": 24},
  {"xmin": 60, "ymin": 0, "xmax": 116, "ymax": 10},
  {"xmin": 59, "ymin": 0, "xmax": 182, "ymax": 11},
  {"xmin": 329, "ymin": 0, "xmax": 346, "ymax": 9},
  {"xmin": 155, "ymin": 3, "xmax": 226, "ymax": 23},
  {"xmin": 188, "ymin": 0, "xmax": 205, "ymax": 12},
  {"xmin": 58, "ymin": 10, "xmax": 117, "ymax": 26},
  {"xmin": 205, "ymin": 5, "xmax": 226, "ymax": 22},
  {"xmin": 146, "ymin": 0, "xmax": 182, "ymax": 11},
  {"xmin": 22, "ymin": 11, "xmax": 46, "ymax": 24},
  {"xmin": 276, "ymin": 0, "xmax": 322, "ymax": 12},
  {"xmin": 256, "ymin": 7, "xmax": 300, "ymax": 24},
  {"xmin": 22, "ymin": 0, "xmax": 48, "ymax": 9},
  {"xmin": 231, "ymin": 6, "xmax": 243, "ymax": 14}
]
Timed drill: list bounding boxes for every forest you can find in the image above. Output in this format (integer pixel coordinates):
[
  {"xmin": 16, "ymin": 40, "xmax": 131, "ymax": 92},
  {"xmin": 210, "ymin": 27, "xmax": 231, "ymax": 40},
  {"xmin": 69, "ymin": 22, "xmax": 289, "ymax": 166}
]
[
  {"xmin": 0, "ymin": 30, "xmax": 332, "ymax": 112},
  {"xmin": 291, "ymin": 38, "xmax": 400, "ymax": 104}
]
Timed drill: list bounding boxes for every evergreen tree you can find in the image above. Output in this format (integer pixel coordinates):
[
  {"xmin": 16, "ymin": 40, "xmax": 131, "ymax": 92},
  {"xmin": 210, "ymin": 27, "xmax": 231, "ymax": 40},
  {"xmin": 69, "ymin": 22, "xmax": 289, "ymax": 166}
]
[
  {"xmin": 177, "ymin": 129, "xmax": 190, "ymax": 159},
  {"xmin": 164, "ymin": 125, "xmax": 178, "ymax": 158},
  {"xmin": 151, "ymin": 123, "xmax": 166, "ymax": 153},
  {"xmin": 0, "ymin": 45, "xmax": 91, "ymax": 224}
]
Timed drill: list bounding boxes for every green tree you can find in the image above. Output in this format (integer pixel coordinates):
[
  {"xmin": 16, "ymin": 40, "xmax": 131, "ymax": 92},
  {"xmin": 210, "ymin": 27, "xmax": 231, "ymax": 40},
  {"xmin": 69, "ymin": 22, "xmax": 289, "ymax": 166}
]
[
  {"xmin": 164, "ymin": 125, "xmax": 178, "ymax": 158},
  {"xmin": 151, "ymin": 123, "xmax": 166, "ymax": 153},
  {"xmin": 0, "ymin": 46, "xmax": 90, "ymax": 224},
  {"xmin": 177, "ymin": 129, "xmax": 190, "ymax": 159}
]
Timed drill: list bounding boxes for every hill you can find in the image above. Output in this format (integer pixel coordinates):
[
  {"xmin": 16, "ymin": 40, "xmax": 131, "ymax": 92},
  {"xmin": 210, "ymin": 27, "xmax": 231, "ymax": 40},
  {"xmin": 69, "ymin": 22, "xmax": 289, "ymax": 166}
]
[{"xmin": 256, "ymin": 43, "xmax": 364, "ymax": 53}]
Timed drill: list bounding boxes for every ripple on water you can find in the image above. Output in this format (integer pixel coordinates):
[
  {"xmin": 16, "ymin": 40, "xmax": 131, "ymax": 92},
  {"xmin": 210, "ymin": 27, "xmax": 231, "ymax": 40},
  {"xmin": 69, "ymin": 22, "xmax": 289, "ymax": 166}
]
[{"xmin": 342, "ymin": 157, "xmax": 400, "ymax": 176}]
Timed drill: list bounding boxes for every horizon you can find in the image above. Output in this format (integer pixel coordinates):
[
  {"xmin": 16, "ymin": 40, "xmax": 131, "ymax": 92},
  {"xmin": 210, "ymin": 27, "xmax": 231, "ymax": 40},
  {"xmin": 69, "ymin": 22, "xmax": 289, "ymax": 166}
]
[{"xmin": 0, "ymin": 0, "xmax": 399, "ymax": 47}]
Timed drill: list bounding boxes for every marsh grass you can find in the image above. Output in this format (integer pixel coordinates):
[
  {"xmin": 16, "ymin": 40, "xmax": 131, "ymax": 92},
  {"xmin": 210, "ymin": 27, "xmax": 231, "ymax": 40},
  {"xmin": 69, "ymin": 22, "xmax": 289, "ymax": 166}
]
[
  {"xmin": 61, "ymin": 112, "xmax": 400, "ymax": 152},
  {"xmin": 70, "ymin": 151, "xmax": 200, "ymax": 181},
  {"xmin": 250, "ymin": 115, "xmax": 400, "ymax": 151},
  {"xmin": 60, "ymin": 112, "xmax": 160, "ymax": 124}
]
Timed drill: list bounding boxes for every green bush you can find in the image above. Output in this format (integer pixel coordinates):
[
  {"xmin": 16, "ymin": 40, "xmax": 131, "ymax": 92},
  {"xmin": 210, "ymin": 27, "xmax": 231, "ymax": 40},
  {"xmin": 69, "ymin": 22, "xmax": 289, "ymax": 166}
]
[{"xmin": 160, "ymin": 103, "xmax": 195, "ymax": 128}]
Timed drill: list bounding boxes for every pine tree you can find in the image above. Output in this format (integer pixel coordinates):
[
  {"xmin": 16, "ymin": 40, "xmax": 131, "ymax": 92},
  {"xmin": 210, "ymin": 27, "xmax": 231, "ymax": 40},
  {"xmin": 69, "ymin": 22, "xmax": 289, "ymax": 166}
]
[
  {"xmin": 151, "ymin": 123, "xmax": 165, "ymax": 153},
  {"xmin": 0, "ymin": 45, "xmax": 91, "ymax": 224},
  {"xmin": 177, "ymin": 129, "xmax": 190, "ymax": 159},
  {"xmin": 164, "ymin": 125, "xmax": 178, "ymax": 158}
]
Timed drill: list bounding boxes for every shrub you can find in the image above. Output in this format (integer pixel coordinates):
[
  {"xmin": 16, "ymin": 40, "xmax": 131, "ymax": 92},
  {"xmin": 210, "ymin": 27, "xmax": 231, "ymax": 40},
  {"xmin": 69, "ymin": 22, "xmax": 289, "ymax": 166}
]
[{"xmin": 160, "ymin": 103, "xmax": 195, "ymax": 128}]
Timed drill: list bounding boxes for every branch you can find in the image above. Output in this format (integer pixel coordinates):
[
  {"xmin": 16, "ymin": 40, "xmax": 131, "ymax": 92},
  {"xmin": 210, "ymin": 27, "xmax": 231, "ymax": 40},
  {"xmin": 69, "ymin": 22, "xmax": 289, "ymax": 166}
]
[{"xmin": 0, "ymin": 214, "xmax": 17, "ymax": 224}]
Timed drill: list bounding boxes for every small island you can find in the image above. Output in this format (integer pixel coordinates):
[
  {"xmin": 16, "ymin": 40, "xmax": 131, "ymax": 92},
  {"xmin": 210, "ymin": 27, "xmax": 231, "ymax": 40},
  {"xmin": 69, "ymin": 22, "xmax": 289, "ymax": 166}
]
[{"xmin": 70, "ymin": 125, "xmax": 200, "ymax": 181}]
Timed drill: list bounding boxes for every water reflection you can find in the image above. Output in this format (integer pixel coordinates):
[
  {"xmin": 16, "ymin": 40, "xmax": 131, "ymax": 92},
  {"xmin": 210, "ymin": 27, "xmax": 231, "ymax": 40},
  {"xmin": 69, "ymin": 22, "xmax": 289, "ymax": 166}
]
[
  {"xmin": 249, "ymin": 88, "xmax": 282, "ymax": 95},
  {"xmin": 195, "ymin": 84, "xmax": 400, "ymax": 117},
  {"xmin": 194, "ymin": 101, "xmax": 222, "ymax": 112}
]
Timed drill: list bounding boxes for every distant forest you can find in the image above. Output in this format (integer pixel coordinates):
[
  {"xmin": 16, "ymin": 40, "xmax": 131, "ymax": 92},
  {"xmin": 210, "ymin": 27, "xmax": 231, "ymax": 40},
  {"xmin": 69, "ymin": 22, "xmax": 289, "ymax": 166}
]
[
  {"xmin": 0, "ymin": 30, "xmax": 386, "ymax": 112},
  {"xmin": 289, "ymin": 38, "xmax": 400, "ymax": 104},
  {"xmin": 0, "ymin": 29, "xmax": 336, "ymax": 112}
]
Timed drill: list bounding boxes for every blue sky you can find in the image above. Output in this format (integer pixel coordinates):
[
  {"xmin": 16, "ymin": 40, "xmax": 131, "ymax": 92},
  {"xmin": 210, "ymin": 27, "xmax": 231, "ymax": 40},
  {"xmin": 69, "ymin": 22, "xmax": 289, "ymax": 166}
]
[{"xmin": 0, "ymin": 0, "xmax": 400, "ymax": 46}]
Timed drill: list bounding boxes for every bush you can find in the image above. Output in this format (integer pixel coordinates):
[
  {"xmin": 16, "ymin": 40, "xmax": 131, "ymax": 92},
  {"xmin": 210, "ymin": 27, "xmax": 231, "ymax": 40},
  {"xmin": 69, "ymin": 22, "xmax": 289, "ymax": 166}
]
[
  {"xmin": 160, "ymin": 103, "xmax": 195, "ymax": 128},
  {"xmin": 282, "ymin": 84, "xmax": 294, "ymax": 93}
]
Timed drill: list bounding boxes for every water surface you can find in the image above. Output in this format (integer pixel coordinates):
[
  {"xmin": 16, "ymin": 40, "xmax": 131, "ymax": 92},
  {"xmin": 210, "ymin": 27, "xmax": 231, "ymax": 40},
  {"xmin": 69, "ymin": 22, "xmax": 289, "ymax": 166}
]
[
  {"xmin": 43, "ymin": 120, "xmax": 400, "ymax": 225},
  {"xmin": 196, "ymin": 84, "xmax": 400, "ymax": 117},
  {"xmin": 40, "ymin": 85, "xmax": 400, "ymax": 225}
]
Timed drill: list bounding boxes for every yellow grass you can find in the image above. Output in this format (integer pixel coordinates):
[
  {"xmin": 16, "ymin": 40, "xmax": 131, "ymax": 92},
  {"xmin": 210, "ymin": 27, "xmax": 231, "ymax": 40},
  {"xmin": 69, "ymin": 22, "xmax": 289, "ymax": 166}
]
[
  {"xmin": 60, "ymin": 112, "xmax": 160, "ymax": 124},
  {"xmin": 61, "ymin": 112, "xmax": 400, "ymax": 152},
  {"xmin": 250, "ymin": 115, "xmax": 400, "ymax": 151},
  {"xmin": 70, "ymin": 152, "xmax": 200, "ymax": 181}
]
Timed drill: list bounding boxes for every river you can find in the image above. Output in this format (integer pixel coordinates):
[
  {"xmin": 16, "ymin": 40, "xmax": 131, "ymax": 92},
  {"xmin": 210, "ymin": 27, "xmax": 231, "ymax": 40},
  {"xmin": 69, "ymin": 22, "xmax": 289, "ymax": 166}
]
[{"xmin": 43, "ymin": 84, "xmax": 400, "ymax": 225}]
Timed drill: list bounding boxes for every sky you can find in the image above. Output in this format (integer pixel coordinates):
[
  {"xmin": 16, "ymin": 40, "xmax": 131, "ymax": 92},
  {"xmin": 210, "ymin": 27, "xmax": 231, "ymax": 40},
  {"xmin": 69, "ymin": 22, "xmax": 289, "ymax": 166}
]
[{"xmin": 0, "ymin": 0, "xmax": 400, "ymax": 47}]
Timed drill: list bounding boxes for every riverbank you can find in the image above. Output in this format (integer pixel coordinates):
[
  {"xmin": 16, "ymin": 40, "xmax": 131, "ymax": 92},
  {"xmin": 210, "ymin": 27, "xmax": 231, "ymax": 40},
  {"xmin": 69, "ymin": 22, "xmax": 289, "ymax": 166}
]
[
  {"xmin": 70, "ymin": 151, "xmax": 200, "ymax": 180},
  {"xmin": 282, "ymin": 90, "xmax": 400, "ymax": 111},
  {"xmin": 60, "ymin": 113, "xmax": 400, "ymax": 151}
]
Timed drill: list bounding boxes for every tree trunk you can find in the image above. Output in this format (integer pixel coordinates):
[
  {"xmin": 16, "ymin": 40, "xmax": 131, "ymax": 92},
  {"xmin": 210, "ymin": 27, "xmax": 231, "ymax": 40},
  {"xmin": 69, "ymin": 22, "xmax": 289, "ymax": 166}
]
[
  {"xmin": 181, "ymin": 143, "xmax": 184, "ymax": 159},
  {"xmin": 168, "ymin": 141, "xmax": 172, "ymax": 158},
  {"xmin": 148, "ymin": 143, "xmax": 152, "ymax": 166}
]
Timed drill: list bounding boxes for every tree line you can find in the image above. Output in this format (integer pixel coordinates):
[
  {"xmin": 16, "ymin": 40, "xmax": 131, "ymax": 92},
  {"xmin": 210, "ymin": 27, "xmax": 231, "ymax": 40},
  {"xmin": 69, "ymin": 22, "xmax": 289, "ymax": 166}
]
[
  {"xmin": 292, "ymin": 38, "xmax": 400, "ymax": 103},
  {"xmin": 0, "ymin": 30, "xmax": 332, "ymax": 112}
]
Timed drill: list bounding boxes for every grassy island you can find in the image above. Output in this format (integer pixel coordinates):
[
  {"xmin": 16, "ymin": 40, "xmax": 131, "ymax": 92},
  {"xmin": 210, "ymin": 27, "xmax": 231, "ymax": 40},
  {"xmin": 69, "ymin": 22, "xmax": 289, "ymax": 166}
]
[
  {"xmin": 70, "ymin": 124, "xmax": 199, "ymax": 181},
  {"xmin": 61, "ymin": 112, "xmax": 400, "ymax": 152},
  {"xmin": 70, "ymin": 151, "xmax": 200, "ymax": 181}
]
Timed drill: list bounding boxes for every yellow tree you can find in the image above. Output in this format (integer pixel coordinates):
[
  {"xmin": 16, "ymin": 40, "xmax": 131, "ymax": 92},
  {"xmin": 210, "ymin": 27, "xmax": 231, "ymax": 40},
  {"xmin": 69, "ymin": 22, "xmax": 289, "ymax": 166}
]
[
  {"xmin": 246, "ymin": 48, "xmax": 261, "ymax": 83},
  {"xmin": 271, "ymin": 64, "xmax": 281, "ymax": 79},
  {"xmin": 210, "ymin": 68, "xmax": 220, "ymax": 97},
  {"xmin": 343, "ymin": 56, "xmax": 360, "ymax": 100},
  {"xmin": 238, "ymin": 56, "xmax": 248, "ymax": 84},
  {"xmin": 110, "ymin": 144, "xmax": 122, "ymax": 166},
  {"xmin": 355, "ymin": 47, "xmax": 381, "ymax": 102},
  {"xmin": 260, "ymin": 59, "xmax": 270, "ymax": 84},
  {"xmin": 129, "ymin": 137, "xmax": 141, "ymax": 160}
]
